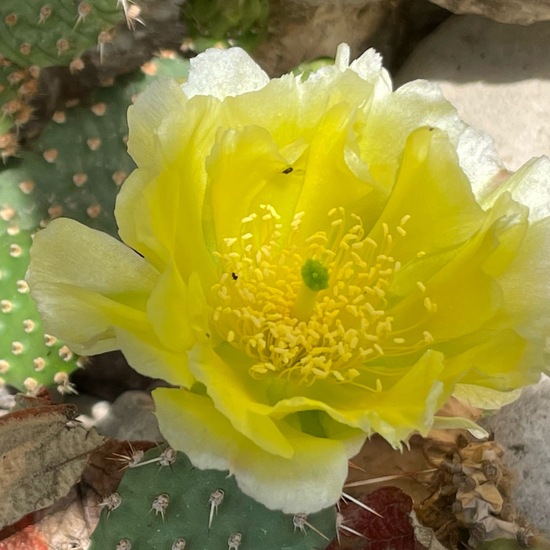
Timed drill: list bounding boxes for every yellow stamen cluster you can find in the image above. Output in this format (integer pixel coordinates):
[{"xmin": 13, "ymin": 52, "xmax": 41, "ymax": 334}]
[{"xmin": 211, "ymin": 205, "xmax": 436, "ymax": 386}]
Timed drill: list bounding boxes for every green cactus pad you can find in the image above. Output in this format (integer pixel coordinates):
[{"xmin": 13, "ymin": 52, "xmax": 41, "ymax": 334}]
[
  {"xmin": 90, "ymin": 446, "xmax": 335, "ymax": 550},
  {"xmin": 19, "ymin": 53, "xmax": 189, "ymax": 237},
  {"xmin": 0, "ymin": 0, "xmax": 124, "ymax": 69},
  {"xmin": 0, "ymin": 164, "xmax": 80, "ymax": 393}
]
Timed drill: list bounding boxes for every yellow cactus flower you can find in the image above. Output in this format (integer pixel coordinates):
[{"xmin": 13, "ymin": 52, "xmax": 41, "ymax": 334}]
[{"xmin": 28, "ymin": 45, "xmax": 550, "ymax": 513}]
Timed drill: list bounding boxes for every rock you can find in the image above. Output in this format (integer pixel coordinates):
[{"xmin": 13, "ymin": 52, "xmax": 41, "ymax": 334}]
[
  {"xmin": 427, "ymin": 0, "xmax": 550, "ymax": 25},
  {"xmin": 483, "ymin": 376, "xmax": 550, "ymax": 535},
  {"xmin": 95, "ymin": 390, "xmax": 163, "ymax": 442},
  {"xmin": 252, "ymin": 0, "xmax": 394, "ymax": 76},
  {"xmin": 396, "ymin": 15, "xmax": 550, "ymax": 170},
  {"xmin": 0, "ymin": 385, "xmax": 15, "ymax": 417}
]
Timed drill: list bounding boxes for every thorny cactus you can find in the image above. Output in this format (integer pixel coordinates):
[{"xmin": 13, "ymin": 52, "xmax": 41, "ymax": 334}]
[
  {"xmin": 0, "ymin": 0, "xmax": 125, "ymax": 69},
  {"xmin": 0, "ymin": 0, "xmax": 229, "ymax": 161},
  {"xmin": 0, "ymin": 59, "xmax": 39, "ymax": 159},
  {"xmin": 90, "ymin": 446, "xmax": 336, "ymax": 550},
  {"xmin": 0, "ymin": 165, "xmax": 80, "ymax": 394}
]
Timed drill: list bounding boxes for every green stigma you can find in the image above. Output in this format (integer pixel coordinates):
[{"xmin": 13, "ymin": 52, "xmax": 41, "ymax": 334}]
[{"xmin": 301, "ymin": 259, "xmax": 329, "ymax": 292}]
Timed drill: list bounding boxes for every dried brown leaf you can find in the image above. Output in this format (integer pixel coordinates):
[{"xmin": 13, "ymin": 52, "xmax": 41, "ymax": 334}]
[
  {"xmin": 0, "ymin": 402, "xmax": 104, "ymax": 529},
  {"xmin": 346, "ymin": 435, "xmax": 434, "ymax": 505},
  {"xmin": 0, "ymin": 438, "xmax": 155, "ymax": 549}
]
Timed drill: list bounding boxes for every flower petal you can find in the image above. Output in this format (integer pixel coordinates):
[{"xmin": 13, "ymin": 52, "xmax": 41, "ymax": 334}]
[
  {"xmin": 453, "ymin": 384, "xmax": 521, "ymax": 410},
  {"xmin": 188, "ymin": 344, "xmax": 293, "ymax": 458},
  {"xmin": 441, "ymin": 329, "xmax": 537, "ymax": 390},
  {"xmin": 125, "ymin": 79, "xmax": 186, "ymax": 169},
  {"xmin": 121, "ymin": 86, "xmax": 221, "ymax": 281},
  {"xmin": 203, "ymin": 124, "xmax": 303, "ymax": 244},
  {"xmin": 153, "ymin": 387, "xmax": 362, "ymax": 513},
  {"xmin": 118, "ymin": 157, "xmax": 217, "ymax": 284},
  {"xmin": 114, "ymin": 326, "xmax": 193, "ymax": 387},
  {"xmin": 146, "ymin": 262, "xmax": 195, "ymax": 353},
  {"xmin": 293, "ymin": 102, "xmax": 379, "ymax": 236},
  {"xmin": 496, "ymin": 217, "xmax": 550, "ymax": 348},
  {"xmin": 182, "ymin": 47, "xmax": 269, "ymax": 100},
  {"xmin": 373, "ymin": 126, "xmax": 484, "ymax": 265},
  {"xmin": 27, "ymin": 218, "xmax": 158, "ymax": 355},
  {"xmin": 269, "ymin": 350, "xmax": 447, "ymax": 447},
  {"xmin": 388, "ymin": 175, "xmax": 528, "ymax": 344},
  {"xmin": 481, "ymin": 156, "xmax": 550, "ymax": 222}
]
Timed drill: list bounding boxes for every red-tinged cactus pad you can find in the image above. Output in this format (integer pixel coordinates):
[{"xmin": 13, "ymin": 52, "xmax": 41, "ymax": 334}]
[{"xmin": 327, "ymin": 487, "xmax": 416, "ymax": 550}]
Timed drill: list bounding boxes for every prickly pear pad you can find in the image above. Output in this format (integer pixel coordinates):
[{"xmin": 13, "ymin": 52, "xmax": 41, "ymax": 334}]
[{"xmin": 89, "ymin": 446, "xmax": 335, "ymax": 550}]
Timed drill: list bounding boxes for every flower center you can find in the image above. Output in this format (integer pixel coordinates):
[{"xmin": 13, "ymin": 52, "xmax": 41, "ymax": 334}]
[{"xmin": 211, "ymin": 205, "xmax": 435, "ymax": 386}]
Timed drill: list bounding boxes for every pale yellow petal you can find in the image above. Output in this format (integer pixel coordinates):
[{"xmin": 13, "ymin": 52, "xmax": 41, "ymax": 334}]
[
  {"xmin": 498, "ymin": 216, "xmax": 550, "ymax": 346},
  {"xmin": 203, "ymin": 124, "xmax": 303, "ymax": 245},
  {"xmin": 115, "ymin": 327, "xmax": 194, "ymax": 387},
  {"xmin": 188, "ymin": 345, "xmax": 293, "ymax": 457},
  {"xmin": 372, "ymin": 127, "xmax": 484, "ymax": 267},
  {"xmin": 146, "ymin": 262, "xmax": 195, "ymax": 353},
  {"xmin": 182, "ymin": 47, "xmax": 269, "ymax": 100},
  {"xmin": 121, "ymin": 88, "xmax": 222, "ymax": 282},
  {"xmin": 126, "ymin": 79, "xmax": 187, "ymax": 169},
  {"xmin": 479, "ymin": 156, "xmax": 550, "ymax": 222},
  {"xmin": 153, "ymin": 387, "xmax": 361, "ymax": 513},
  {"xmin": 270, "ymin": 350, "xmax": 447, "ymax": 447},
  {"xmin": 453, "ymin": 384, "xmax": 521, "ymax": 410},
  {"xmin": 27, "ymin": 218, "xmax": 158, "ymax": 355}
]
